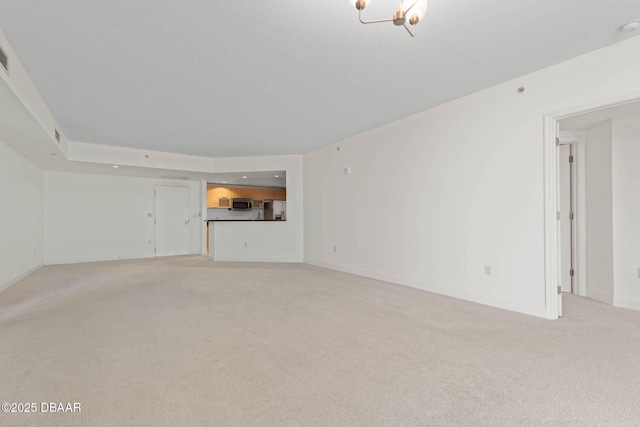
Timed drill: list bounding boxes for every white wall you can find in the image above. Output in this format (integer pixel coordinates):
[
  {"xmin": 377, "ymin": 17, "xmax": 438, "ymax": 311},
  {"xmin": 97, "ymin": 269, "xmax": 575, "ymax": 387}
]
[
  {"xmin": 43, "ymin": 153, "xmax": 304, "ymax": 264},
  {"xmin": 210, "ymin": 221, "xmax": 297, "ymax": 262},
  {"xmin": 612, "ymin": 112, "xmax": 640, "ymax": 311},
  {"xmin": 304, "ymin": 35, "xmax": 640, "ymax": 319},
  {"xmin": 0, "ymin": 139, "xmax": 43, "ymax": 291},
  {"xmin": 210, "ymin": 155, "xmax": 303, "ymax": 262},
  {"xmin": 44, "ymin": 172, "xmax": 202, "ymax": 264},
  {"xmin": 584, "ymin": 121, "xmax": 614, "ymax": 304}
]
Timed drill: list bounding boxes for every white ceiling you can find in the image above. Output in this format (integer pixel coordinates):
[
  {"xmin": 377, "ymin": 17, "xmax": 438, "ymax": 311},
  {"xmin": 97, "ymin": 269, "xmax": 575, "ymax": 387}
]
[{"xmin": 0, "ymin": 1, "xmax": 639, "ymax": 158}]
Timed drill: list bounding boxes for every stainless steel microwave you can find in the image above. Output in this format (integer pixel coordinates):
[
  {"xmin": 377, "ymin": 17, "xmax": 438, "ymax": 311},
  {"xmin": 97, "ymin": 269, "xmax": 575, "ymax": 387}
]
[{"xmin": 231, "ymin": 198, "xmax": 252, "ymax": 211}]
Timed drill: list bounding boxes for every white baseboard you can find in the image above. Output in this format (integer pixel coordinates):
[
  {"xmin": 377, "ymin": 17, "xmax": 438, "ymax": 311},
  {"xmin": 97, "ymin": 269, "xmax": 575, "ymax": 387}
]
[
  {"xmin": 45, "ymin": 254, "xmax": 157, "ymax": 265},
  {"xmin": 0, "ymin": 263, "xmax": 42, "ymax": 293},
  {"xmin": 304, "ymin": 259, "xmax": 549, "ymax": 319},
  {"xmin": 614, "ymin": 296, "xmax": 640, "ymax": 312},
  {"xmin": 46, "ymin": 252, "xmax": 300, "ymax": 265},
  {"xmin": 212, "ymin": 255, "xmax": 302, "ymax": 263}
]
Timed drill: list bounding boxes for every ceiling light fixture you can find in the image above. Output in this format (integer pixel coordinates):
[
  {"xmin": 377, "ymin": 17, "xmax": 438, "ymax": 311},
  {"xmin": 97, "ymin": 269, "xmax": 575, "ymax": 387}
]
[
  {"xmin": 349, "ymin": 0, "xmax": 428, "ymax": 37},
  {"xmin": 274, "ymin": 175, "xmax": 279, "ymax": 178},
  {"xmin": 619, "ymin": 20, "xmax": 640, "ymax": 33},
  {"xmin": 112, "ymin": 165, "xmax": 119, "ymax": 168},
  {"xmin": 242, "ymin": 176, "xmax": 247, "ymax": 179}
]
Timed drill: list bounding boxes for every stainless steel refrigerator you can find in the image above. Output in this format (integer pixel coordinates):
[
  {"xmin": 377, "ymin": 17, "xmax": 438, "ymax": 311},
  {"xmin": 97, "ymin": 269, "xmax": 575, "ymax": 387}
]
[{"xmin": 263, "ymin": 200, "xmax": 286, "ymax": 220}]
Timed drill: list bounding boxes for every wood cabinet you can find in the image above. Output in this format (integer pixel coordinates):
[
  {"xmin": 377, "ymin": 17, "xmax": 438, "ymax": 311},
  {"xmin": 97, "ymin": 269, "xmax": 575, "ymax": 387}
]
[
  {"xmin": 206, "ymin": 187, "xmax": 217, "ymax": 208},
  {"xmin": 250, "ymin": 189, "xmax": 265, "ymax": 209},
  {"xmin": 228, "ymin": 188, "xmax": 239, "ymax": 199},
  {"xmin": 263, "ymin": 188, "xmax": 286, "ymax": 200},
  {"xmin": 218, "ymin": 194, "xmax": 231, "ymax": 208},
  {"xmin": 235, "ymin": 187, "xmax": 252, "ymax": 199},
  {"xmin": 251, "ymin": 189, "xmax": 265, "ymax": 201},
  {"xmin": 207, "ymin": 185, "xmax": 286, "ymax": 208},
  {"xmin": 218, "ymin": 187, "xmax": 231, "ymax": 200},
  {"xmin": 206, "ymin": 188, "xmax": 216, "ymax": 208},
  {"xmin": 207, "ymin": 186, "xmax": 231, "ymax": 208},
  {"xmin": 260, "ymin": 189, "xmax": 271, "ymax": 201}
]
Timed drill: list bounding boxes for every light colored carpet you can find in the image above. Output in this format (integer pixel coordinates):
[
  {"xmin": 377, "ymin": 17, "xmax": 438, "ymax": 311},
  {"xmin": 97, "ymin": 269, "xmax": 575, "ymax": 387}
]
[{"xmin": 1, "ymin": 256, "xmax": 639, "ymax": 426}]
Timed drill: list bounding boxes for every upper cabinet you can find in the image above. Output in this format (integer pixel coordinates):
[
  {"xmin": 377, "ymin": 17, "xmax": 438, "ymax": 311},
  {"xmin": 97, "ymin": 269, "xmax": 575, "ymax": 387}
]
[
  {"xmin": 264, "ymin": 188, "xmax": 286, "ymax": 201},
  {"xmin": 207, "ymin": 185, "xmax": 286, "ymax": 208},
  {"xmin": 207, "ymin": 186, "xmax": 231, "ymax": 208},
  {"xmin": 251, "ymin": 189, "xmax": 265, "ymax": 202},
  {"xmin": 234, "ymin": 187, "xmax": 252, "ymax": 199},
  {"xmin": 206, "ymin": 187, "xmax": 217, "ymax": 207}
]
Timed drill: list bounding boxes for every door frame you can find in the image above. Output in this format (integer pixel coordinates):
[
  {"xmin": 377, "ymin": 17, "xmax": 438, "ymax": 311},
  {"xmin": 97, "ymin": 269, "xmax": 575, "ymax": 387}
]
[
  {"xmin": 543, "ymin": 94, "xmax": 640, "ymax": 319},
  {"xmin": 201, "ymin": 180, "xmax": 208, "ymax": 255},
  {"xmin": 557, "ymin": 133, "xmax": 586, "ymax": 298}
]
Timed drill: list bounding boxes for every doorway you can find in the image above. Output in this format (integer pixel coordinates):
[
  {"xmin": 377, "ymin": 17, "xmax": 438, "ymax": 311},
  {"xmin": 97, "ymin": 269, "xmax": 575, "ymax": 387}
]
[
  {"xmin": 545, "ymin": 96, "xmax": 640, "ymax": 319},
  {"xmin": 155, "ymin": 185, "xmax": 191, "ymax": 257}
]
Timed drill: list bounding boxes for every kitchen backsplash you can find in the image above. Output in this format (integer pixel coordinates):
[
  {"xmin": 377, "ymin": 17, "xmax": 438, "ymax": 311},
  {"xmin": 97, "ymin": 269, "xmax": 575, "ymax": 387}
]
[{"xmin": 207, "ymin": 208, "xmax": 264, "ymax": 221}]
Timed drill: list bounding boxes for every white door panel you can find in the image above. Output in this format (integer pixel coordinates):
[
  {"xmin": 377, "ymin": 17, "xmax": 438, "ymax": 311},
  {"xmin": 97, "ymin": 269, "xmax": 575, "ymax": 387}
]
[
  {"xmin": 155, "ymin": 186, "xmax": 190, "ymax": 257},
  {"xmin": 559, "ymin": 145, "xmax": 573, "ymax": 293}
]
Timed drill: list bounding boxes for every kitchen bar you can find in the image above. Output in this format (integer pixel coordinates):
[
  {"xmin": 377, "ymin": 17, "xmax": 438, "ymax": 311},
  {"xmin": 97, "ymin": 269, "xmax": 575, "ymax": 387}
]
[{"xmin": 205, "ymin": 185, "xmax": 287, "ymax": 257}]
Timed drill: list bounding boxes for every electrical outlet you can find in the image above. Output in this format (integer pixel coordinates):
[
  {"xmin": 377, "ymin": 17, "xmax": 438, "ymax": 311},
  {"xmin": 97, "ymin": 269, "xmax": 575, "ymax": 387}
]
[
  {"xmin": 485, "ymin": 265, "xmax": 492, "ymax": 276},
  {"xmin": 244, "ymin": 242, "xmax": 248, "ymax": 248},
  {"xmin": 333, "ymin": 246, "xmax": 337, "ymax": 253}
]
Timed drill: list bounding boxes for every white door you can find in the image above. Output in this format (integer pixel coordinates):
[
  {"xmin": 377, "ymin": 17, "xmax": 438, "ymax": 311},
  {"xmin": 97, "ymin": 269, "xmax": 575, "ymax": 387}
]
[
  {"xmin": 558, "ymin": 144, "xmax": 573, "ymax": 293},
  {"xmin": 155, "ymin": 186, "xmax": 190, "ymax": 257}
]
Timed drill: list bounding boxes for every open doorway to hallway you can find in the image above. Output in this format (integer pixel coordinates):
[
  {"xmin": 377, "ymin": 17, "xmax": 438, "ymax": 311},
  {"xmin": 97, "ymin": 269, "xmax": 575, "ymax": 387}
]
[{"xmin": 553, "ymin": 99, "xmax": 640, "ymax": 315}]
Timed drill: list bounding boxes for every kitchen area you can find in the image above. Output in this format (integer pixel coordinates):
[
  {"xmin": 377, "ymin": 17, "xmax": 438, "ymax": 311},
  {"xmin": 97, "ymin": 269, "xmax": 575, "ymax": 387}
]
[
  {"xmin": 205, "ymin": 171, "xmax": 287, "ymax": 257},
  {"xmin": 207, "ymin": 186, "xmax": 286, "ymax": 221}
]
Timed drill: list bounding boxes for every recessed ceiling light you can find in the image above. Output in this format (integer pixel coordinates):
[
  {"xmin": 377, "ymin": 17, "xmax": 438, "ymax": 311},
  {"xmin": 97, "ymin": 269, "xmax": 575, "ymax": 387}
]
[
  {"xmin": 274, "ymin": 175, "xmax": 279, "ymax": 178},
  {"xmin": 620, "ymin": 20, "xmax": 640, "ymax": 33},
  {"xmin": 242, "ymin": 176, "xmax": 247, "ymax": 179},
  {"xmin": 113, "ymin": 165, "xmax": 119, "ymax": 168}
]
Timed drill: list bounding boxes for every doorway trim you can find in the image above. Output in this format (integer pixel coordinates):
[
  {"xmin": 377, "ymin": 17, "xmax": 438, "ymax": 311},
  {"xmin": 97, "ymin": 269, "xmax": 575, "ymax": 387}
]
[
  {"xmin": 543, "ymin": 93, "xmax": 640, "ymax": 319},
  {"xmin": 557, "ymin": 133, "xmax": 586, "ymax": 297}
]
